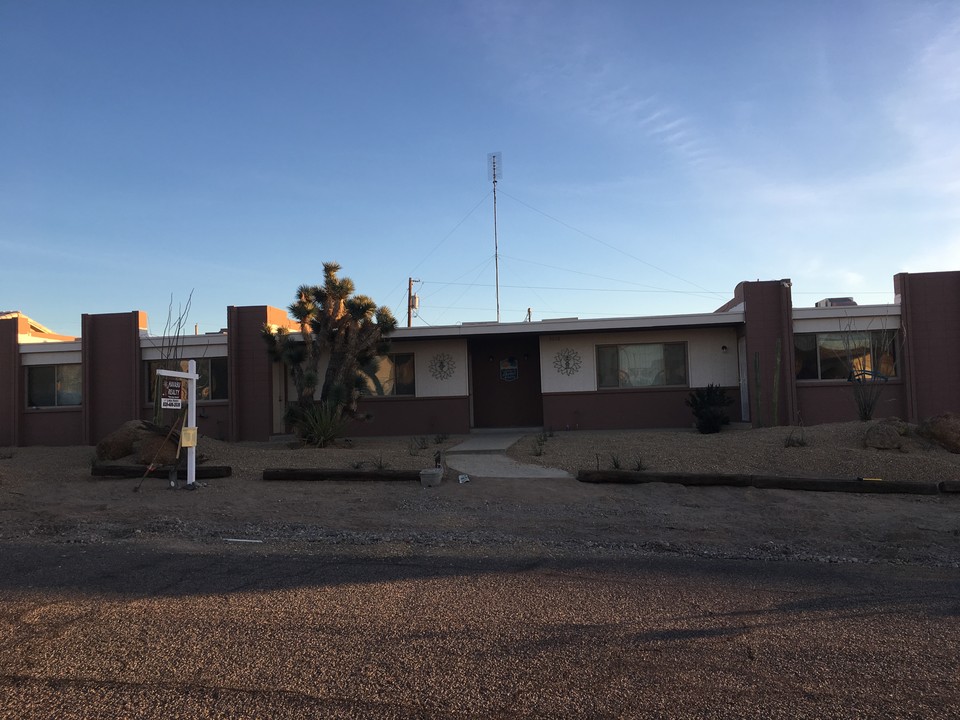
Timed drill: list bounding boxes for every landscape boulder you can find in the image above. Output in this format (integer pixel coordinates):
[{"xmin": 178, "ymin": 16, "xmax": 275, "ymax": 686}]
[
  {"xmin": 136, "ymin": 432, "xmax": 180, "ymax": 466},
  {"xmin": 864, "ymin": 418, "xmax": 907, "ymax": 451},
  {"xmin": 919, "ymin": 413, "xmax": 960, "ymax": 454},
  {"xmin": 96, "ymin": 420, "xmax": 180, "ymax": 464},
  {"xmin": 96, "ymin": 420, "xmax": 149, "ymax": 461}
]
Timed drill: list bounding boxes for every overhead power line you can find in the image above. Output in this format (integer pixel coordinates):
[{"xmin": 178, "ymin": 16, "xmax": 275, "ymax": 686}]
[
  {"xmin": 389, "ymin": 191, "xmax": 492, "ymax": 318},
  {"xmin": 419, "ymin": 280, "xmax": 728, "ymax": 295},
  {"xmin": 497, "ymin": 254, "xmax": 722, "ymax": 302},
  {"xmin": 499, "ymin": 189, "xmax": 725, "ymax": 298}
]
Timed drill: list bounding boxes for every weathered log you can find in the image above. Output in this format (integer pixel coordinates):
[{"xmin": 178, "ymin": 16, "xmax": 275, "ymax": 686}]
[
  {"xmin": 576, "ymin": 470, "xmax": 939, "ymax": 494},
  {"xmin": 263, "ymin": 468, "xmax": 422, "ymax": 482},
  {"xmin": 577, "ymin": 470, "xmax": 751, "ymax": 487}
]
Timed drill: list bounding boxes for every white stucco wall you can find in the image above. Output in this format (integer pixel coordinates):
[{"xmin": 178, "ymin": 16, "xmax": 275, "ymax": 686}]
[
  {"xmin": 540, "ymin": 328, "xmax": 740, "ymax": 393},
  {"xmin": 539, "ymin": 335, "xmax": 599, "ymax": 393},
  {"xmin": 294, "ymin": 339, "xmax": 470, "ymax": 400},
  {"xmin": 20, "ymin": 341, "xmax": 83, "ymax": 366},
  {"xmin": 792, "ymin": 313, "xmax": 901, "ymax": 334},
  {"xmin": 140, "ymin": 335, "xmax": 229, "ymax": 360},
  {"xmin": 390, "ymin": 339, "xmax": 468, "ymax": 398}
]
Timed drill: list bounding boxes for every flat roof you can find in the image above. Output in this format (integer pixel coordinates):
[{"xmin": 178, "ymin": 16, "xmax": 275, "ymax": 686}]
[
  {"xmin": 791, "ymin": 303, "xmax": 901, "ymax": 321},
  {"xmin": 392, "ymin": 310, "xmax": 747, "ymax": 340}
]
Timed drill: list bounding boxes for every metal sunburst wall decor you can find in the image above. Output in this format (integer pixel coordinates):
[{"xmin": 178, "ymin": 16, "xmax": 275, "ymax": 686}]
[
  {"xmin": 553, "ymin": 348, "xmax": 582, "ymax": 376},
  {"xmin": 429, "ymin": 352, "xmax": 456, "ymax": 380}
]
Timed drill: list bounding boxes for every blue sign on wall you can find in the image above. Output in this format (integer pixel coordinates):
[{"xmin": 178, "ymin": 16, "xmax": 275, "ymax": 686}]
[{"xmin": 499, "ymin": 356, "xmax": 519, "ymax": 382}]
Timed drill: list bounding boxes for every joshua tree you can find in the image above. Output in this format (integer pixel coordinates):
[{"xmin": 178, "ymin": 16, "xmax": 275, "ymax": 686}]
[{"xmin": 263, "ymin": 263, "xmax": 397, "ymax": 442}]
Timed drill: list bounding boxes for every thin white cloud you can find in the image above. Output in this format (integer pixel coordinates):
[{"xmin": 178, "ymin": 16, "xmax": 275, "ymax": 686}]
[
  {"xmin": 464, "ymin": 2, "xmax": 716, "ymax": 169},
  {"xmin": 463, "ymin": 2, "xmax": 958, "ymax": 302},
  {"xmin": 887, "ymin": 14, "xmax": 960, "ymax": 200},
  {"xmin": 709, "ymin": 6, "xmax": 960, "ymax": 230}
]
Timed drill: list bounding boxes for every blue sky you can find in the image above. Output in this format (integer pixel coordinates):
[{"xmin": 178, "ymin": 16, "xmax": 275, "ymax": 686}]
[{"xmin": 2, "ymin": 1, "xmax": 958, "ymax": 337}]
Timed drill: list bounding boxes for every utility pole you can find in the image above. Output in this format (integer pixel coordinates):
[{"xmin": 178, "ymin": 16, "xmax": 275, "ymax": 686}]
[{"xmin": 407, "ymin": 277, "xmax": 420, "ymax": 328}]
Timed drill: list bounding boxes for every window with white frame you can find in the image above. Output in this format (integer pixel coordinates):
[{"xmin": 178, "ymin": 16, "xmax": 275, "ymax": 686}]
[
  {"xmin": 795, "ymin": 331, "xmax": 897, "ymax": 381},
  {"xmin": 145, "ymin": 358, "xmax": 228, "ymax": 402},
  {"xmin": 27, "ymin": 364, "xmax": 82, "ymax": 407},
  {"xmin": 362, "ymin": 353, "xmax": 415, "ymax": 396},
  {"xmin": 596, "ymin": 342, "xmax": 687, "ymax": 388}
]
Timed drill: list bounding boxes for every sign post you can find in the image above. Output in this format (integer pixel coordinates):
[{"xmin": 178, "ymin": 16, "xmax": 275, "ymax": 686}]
[{"xmin": 156, "ymin": 359, "xmax": 200, "ymax": 488}]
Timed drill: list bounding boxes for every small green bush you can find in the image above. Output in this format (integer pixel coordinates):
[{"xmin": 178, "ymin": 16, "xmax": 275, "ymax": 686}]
[
  {"xmin": 686, "ymin": 385, "xmax": 733, "ymax": 434},
  {"xmin": 784, "ymin": 427, "xmax": 807, "ymax": 447},
  {"xmin": 533, "ymin": 435, "xmax": 546, "ymax": 456}
]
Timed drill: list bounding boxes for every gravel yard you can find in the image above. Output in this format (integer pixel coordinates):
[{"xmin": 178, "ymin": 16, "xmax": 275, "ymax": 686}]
[
  {"xmin": 3, "ymin": 421, "xmax": 960, "ymax": 718},
  {"xmin": 1, "ymin": 421, "xmax": 959, "ymax": 566},
  {"xmin": 506, "ymin": 420, "xmax": 960, "ymax": 482}
]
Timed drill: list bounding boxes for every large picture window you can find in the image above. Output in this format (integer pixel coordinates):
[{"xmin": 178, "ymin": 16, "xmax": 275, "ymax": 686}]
[
  {"xmin": 597, "ymin": 342, "xmax": 687, "ymax": 388},
  {"xmin": 363, "ymin": 353, "xmax": 415, "ymax": 396},
  {"xmin": 27, "ymin": 364, "xmax": 82, "ymax": 407},
  {"xmin": 145, "ymin": 358, "xmax": 228, "ymax": 402},
  {"xmin": 795, "ymin": 331, "xmax": 897, "ymax": 381}
]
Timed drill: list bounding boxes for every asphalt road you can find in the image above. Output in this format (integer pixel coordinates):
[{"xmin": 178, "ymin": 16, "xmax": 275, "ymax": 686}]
[{"xmin": 1, "ymin": 541, "xmax": 958, "ymax": 719}]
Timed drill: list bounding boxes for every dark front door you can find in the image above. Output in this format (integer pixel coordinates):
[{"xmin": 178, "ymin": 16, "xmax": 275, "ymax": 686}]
[{"xmin": 470, "ymin": 336, "xmax": 543, "ymax": 428}]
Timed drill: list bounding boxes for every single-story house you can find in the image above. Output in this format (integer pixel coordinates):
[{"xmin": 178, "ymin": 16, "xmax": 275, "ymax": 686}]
[{"xmin": 2, "ymin": 271, "xmax": 957, "ymax": 446}]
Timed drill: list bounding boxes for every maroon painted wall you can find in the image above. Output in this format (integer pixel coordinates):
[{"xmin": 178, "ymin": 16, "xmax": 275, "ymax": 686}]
[
  {"xmin": 0, "ymin": 318, "xmax": 21, "ymax": 446},
  {"xmin": 741, "ymin": 281, "xmax": 796, "ymax": 426},
  {"xmin": 796, "ymin": 383, "xmax": 906, "ymax": 426},
  {"xmin": 228, "ymin": 306, "xmax": 290, "ymax": 441},
  {"xmin": 81, "ymin": 312, "xmax": 146, "ymax": 444},
  {"xmin": 349, "ymin": 396, "xmax": 471, "ymax": 437},
  {"xmin": 139, "ymin": 402, "xmax": 231, "ymax": 442},
  {"xmin": 20, "ymin": 409, "xmax": 83, "ymax": 446},
  {"xmin": 195, "ymin": 403, "xmax": 231, "ymax": 441},
  {"xmin": 543, "ymin": 387, "xmax": 741, "ymax": 431},
  {"xmin": 895, "ymin": 271, "xmax": 960, "ymax": 421}
]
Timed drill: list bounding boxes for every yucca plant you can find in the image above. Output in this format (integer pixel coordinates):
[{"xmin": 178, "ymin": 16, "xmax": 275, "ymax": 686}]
[
  {"xmin": 290, "ymin": 401, "xmax": 351, "ymax": 448},
  {"xmin": 686, "ymin": 384, "xmax": 733, "ymax": 434}
]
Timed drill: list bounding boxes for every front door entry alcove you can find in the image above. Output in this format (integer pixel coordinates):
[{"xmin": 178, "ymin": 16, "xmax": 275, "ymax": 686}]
[{"xmin": 469, "ymin": 336, "xmax": 543, "ymax": 428}]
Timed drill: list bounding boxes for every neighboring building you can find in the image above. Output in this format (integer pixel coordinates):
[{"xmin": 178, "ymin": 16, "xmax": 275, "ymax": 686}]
[
  {"xmin": 0, "ymin": 311, "xmax": 77, "ymax": 344},
  {"xmin": 2, "ymin": 271, "xmax": 958, "ymax": 447}
]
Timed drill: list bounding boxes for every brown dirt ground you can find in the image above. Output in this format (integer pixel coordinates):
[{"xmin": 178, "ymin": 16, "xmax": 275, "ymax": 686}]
[{"xmin": 1, "ymin": 421, "xmax": 958, "ymax": 567}]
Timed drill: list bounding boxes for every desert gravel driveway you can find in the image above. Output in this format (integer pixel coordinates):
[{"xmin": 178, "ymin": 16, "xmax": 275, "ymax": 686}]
[{"xmin": 1, "ymin": 541, "xmax": 958, "ymax": 719}]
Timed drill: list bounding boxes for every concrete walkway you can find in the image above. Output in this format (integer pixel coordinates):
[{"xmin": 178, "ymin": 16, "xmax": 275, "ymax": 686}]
[{"xmin": 444, "ymin": 432, "xmax": 573, "ymax": 480}]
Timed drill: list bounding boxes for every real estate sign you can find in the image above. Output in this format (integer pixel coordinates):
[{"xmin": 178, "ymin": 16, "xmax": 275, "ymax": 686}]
[{"xmin": 160, "ymin": 378, "xmax": 183, "ymax": 409}]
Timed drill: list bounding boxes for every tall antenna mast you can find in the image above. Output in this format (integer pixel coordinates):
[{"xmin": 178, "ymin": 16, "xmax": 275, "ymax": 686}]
[{"xmin": 488, "ymin": 152, "xmax": 502, "ymax": 323}]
